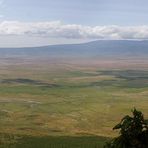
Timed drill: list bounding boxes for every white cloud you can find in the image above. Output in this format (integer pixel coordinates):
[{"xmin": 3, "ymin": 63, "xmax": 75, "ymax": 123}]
[{"xmin": 0, "ymin": 21, "xmax": 148, "ymax": 40}]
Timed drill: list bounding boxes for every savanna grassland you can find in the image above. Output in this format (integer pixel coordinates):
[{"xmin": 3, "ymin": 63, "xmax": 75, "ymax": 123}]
[{"xmin": 0, "ymin": 57, "xmax": 148, "ymax": 147}]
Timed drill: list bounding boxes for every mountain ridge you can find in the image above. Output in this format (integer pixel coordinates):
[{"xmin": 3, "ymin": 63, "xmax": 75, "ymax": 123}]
[{"xmin": 0, "ymin": 40, "xmax": 148, "ymax": 58}]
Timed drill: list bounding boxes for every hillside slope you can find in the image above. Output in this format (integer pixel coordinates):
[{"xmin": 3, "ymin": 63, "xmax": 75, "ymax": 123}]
[{"xmin": 0, "ymin": 40, "xmax": 148, "ymax": 58}]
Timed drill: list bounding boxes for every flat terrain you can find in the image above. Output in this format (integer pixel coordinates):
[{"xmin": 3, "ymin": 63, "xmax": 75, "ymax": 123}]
[
  {"xmin": 0, "ymin": 134, "xmax": 108, "ymax": 148},
  {"xmin": 0, "ymin": 57, "xmax": 148, "ymax": 147}
]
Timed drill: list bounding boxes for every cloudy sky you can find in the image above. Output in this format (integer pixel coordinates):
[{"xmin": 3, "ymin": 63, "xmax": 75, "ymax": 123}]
[{"xmin": 0, "ymin": 0, "xmax": 148, "ymax": 47}]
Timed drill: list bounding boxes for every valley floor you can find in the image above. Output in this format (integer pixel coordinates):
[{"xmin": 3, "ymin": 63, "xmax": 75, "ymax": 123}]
[
  {"xmin": 0, "ymin": 57, "xmax": 148, "ymax": 147},
  {"xmin": 0, "ymin": 134, "xmax": 108, "ymax": 148}
]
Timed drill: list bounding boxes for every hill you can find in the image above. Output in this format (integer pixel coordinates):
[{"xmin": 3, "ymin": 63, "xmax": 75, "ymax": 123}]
[{"xmin": 0, "ymin": 40, "xmax": 148, "ymax": 59}]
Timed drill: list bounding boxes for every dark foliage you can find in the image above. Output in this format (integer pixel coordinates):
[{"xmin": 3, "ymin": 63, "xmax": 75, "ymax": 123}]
[{"xmin": 104, "ymin": 108, "xmax": 148, "ymax": 148}]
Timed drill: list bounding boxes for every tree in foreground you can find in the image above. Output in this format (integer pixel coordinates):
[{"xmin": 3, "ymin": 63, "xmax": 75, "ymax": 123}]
[{"xmin": 104, "ymin": 108, "xmax": 148, "ymax": 148}]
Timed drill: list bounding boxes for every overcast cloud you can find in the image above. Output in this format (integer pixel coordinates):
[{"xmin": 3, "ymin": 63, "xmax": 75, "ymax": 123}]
[{"xmin": 0, "ymin": 21, "xmax": 148, "ymax": 40}]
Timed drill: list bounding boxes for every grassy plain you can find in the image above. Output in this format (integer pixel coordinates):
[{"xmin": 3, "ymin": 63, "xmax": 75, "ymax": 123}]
[{"xmin": 0, "ymin": 57, "xmax": 148, "ymax": 147}]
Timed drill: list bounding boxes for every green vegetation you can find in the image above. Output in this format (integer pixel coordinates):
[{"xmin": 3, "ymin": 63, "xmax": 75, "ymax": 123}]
[
  {"xmin": 0, "ymin": 67, "xmax": 148, "ymax": 136},
  {"xmin": 0, "ymin": 135, "xmax": 108, "ymax": 148},
  {"xmin": 0, "ymin": 59, "xmax": 148, "ymax": 147},
  {"xmin": 104, "ymin": 109, "xmax": 148, "ymax": 148}
]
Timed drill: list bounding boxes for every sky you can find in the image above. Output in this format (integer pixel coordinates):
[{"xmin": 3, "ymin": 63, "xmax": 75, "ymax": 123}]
[{"xmin": 0, "ymin": 0, "xmax": 148, "ymax": 47}]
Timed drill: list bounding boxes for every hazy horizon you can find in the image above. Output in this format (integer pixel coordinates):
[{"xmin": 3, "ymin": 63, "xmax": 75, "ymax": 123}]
[{"xmin": 1, "ymin": 39, "xmax": 148, "ymax": 48}]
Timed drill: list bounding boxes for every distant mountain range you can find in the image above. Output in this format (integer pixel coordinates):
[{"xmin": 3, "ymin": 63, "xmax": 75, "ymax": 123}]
[{"xmin": 0, "ymin": 40, "xmax": 148, "ymax": 59}]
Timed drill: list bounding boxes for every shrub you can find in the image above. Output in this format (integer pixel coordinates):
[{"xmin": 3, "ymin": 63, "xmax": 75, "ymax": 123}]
[{"xmin": 104, "ymin": 108, "xmax": 148, "ymax": 148}]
